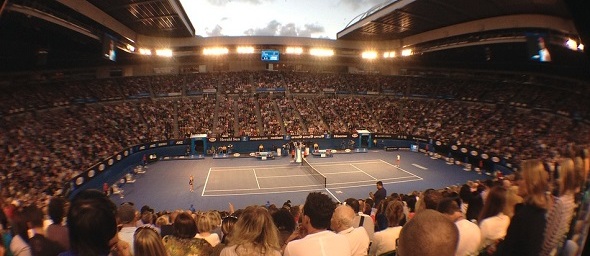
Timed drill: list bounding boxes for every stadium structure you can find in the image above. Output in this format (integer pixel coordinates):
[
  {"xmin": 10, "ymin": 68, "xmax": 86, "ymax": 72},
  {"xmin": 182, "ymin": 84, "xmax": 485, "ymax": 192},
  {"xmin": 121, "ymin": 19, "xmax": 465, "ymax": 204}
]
[{"xmin": 1, "ymin": 0, "xmax": 590, "ymax": 255}]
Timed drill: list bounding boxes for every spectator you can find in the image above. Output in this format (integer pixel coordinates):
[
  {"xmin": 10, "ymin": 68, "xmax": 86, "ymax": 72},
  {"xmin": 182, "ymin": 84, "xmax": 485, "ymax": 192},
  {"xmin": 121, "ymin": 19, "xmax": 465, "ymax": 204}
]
[
  {"xmin": 9, "ymin": 208, "xmax": 31, "ymax": 256},
  {"xmin": 331, "ymin": 204, "xmax": 370, "ymax": 256},
  {"xmin": 397, "ymin": 209, "xmax": 459, "ymax": 256},
  {"xmin": 25, "ymin": 205, "xmax": 65, "ymax": 256},
  {"xmin": 220, "ymin": 215, "xmax": 238, "ymax": 244},
  {"xmin": 59, "ymin": 189, "xmax": 130, "ymax": 256},
  {"xmin": 221, "ymin": 205, "xmax": 281, "ymax": 256},
  {"xmin": 369, "ymin": 181, "xmax": 387, "ymax": 209},
  {"xmin": 369, "ymin": 200, "xmax": 404, "ymax": 256},
  {"xmin": 344, "ymin": 198, "xmax": 375, "ymax": 241},
  {"xmin": 283, "ymin": 192, "xmax": 351, "ymax": 256},
  {"xmin": 162, "ymin": 212, "xmax": 213, "ymax": 256},
  {"xmin": 496, "ymin": 159, "xmax": 550, "ymax": 256},
  {"xmin": 271, "ymin": 208, "xmax": 296, "ymax": 246},
  {"xmin": 133, "ymin": 226, "xmax": 168, "ymax": 256},
  {"xmin": 45, "ymin": 196, "xmax": 70, "ymax": 251},
  {"xmin": 117, "ymin": 203, "xmax": 138, "ymax": 256},
  {"xmin": 478, "ymin": 186, "xmax": 509, "ymax": 254},
  {"xmin": 195, "ymin": 212, "xmax": 221, "ymax": 247},
  {"xmin": 437, "ymin": 197, "xmax": 481, "ymax": 256}
]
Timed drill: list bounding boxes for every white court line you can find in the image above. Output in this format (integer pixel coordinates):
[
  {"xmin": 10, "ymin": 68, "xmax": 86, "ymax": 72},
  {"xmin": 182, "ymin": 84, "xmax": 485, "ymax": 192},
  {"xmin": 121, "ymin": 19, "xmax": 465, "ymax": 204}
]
[
  {"xmin": 329, "ymin": 177, "xmax": 424, "ymax": 190},
  {"xmin": 257, "ymin": 173, "xmax": 320, "ymax": 179},
  {"xmin": 253, "ymin": 169, "xmax": 261, "ymax": 189},
  {"xmin": 412, "ymin": 164, "xmax": 428, "ymax": 170},
  {"xmin": 350, "ymin": 164, "xmax": 378, "ymax": 181},
  {"xmin": 201, "ymin": 168, "xmax": 212, "ymax": 196},
  {"xmin": 206, "ymin": 183, "xmax": 323, "ymax": 192},
  {"xmin": 210, "ymin": 165, "xmax": 305, "ymax": 172},
  {"xmin": 211, "ymin": 163, "xmax": 297, "ymax": 169},
  {"xmin": 312, "ymin": 161, "xmax": 382, "ymax": 167},
  {"xmin": 325, "ymin": 188, "xmax": 341, "ymax": 203},
  {"xmin": 379, "ymin": 159, "xmax": 422, "ymax": 179},
  {"xmin": 203, "ymin": 187, "xmax": 325, "ymax": 197}
]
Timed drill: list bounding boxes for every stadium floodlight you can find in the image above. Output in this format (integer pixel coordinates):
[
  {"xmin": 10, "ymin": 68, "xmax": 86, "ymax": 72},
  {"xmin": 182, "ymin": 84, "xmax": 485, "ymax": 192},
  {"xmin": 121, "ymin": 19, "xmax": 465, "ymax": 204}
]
[
  {"xmin": 309, "ymin": 48, "xmax": 334, "ymax": 57},
  {"xmin": 383, "ymin": 51, "xmax": 396, "ymax": 58},
  {"xmin": 401, "ymin": 48, "xmax": 413, "ymax": 57},
  {"xmin": 126, "ymin": 44, "xmax": 135, "ymax": 52},
  {"xmin": 139, "ymin": 48, "xmax": 152, "ymax": 55},
  {"xmin": 361, "ymin": 51, "xmax": 378, "ymax": 59},
  {"xmin": 203, "ymin": 47, "xmax": 229, "ymax": 55},
  {"xmin": 286, "ymin": 47, "xmax": 303, "ymax": 55},
  {"xmin": 566, "ymin": 38, "xmax": 578, "ymax": 51},
  {"xmin": 156, "ymin": 49, "xmax": 173, "ymax": 57},
  {"xmin": 237, "ymin": 46, "xmax": 255, "ymax": 54},
  {"xmin": 578, "ymin": 43, "xmax": 584, "ymax": 51}
]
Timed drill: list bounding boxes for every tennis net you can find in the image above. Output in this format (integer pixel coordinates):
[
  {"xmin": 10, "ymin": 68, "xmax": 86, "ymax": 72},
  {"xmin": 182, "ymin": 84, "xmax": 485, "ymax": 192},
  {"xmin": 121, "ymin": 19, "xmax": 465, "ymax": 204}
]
[{"xmin": 302, "ymin": 158, "xmax": 327, "ymax": 188}]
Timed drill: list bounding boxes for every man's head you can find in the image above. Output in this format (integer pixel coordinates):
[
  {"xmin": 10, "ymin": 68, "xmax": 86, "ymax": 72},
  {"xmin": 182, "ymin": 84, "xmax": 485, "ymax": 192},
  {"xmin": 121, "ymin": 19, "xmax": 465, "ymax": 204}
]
[
  {"xmin": 330, "ymin": 204, "xmax": 355, "ymax": 232},
  {"xmin": 422, "ymin": 189, "xmax": 442, "ymax": 211},
  {"xmin": 302, "ymin": 192, "xmax": 336, "ymax": 231},
  {"xmin": 117, "ymin": 203, "xmax": 137, "ymax": 226},
  {"xmin": 397, "ymin": 209, "xmax": 459, "ymax": 256},
  {"xmin": 376, "ymin": 181, "xmax": 383, "ymax": 189},
  {"xmin": 344, "ymin": 198, "xmax": 360, "ymax": 213}
]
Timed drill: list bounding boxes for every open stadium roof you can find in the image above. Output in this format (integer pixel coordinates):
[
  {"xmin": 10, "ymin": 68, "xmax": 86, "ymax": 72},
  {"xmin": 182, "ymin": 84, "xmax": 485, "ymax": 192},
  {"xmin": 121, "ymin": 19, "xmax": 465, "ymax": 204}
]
[{"xmin": 337, "ymin": 0, "xmax": 573, "ymax": 40}]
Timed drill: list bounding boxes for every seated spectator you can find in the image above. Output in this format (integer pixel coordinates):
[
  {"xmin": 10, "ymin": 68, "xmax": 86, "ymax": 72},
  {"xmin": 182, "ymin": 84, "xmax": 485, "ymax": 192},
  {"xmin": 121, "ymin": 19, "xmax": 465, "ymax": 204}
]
[
  {"xmin": 25, "ymin": 205, "xmax": 65, "ymax": 255},
  {"xmin": 272, "ymin": 208, "xmax": 296, "ymax": 246},
  {"xmin": 478, "ymin": 186, "xmax": 509, "ymax": 254},
  {"xmin": 162, "ymin": 212, "xmax": 213, "ymax": 256},
  {"xmin": 195, "ymin": 212, "xmax": 221, "ymax": 247},
  {"xmin": 397, "ymin": 209, "xmax": 459, "ymax": 256},
  {"xmin": 344, "ymin": 198, "xmax": 375, "ymax": 241},
  {"xmin": 283, "ymin": 192, "xmax": 351, "ymax": 256},
  {"xmin": 369, "ymin": 200, "xmax": 404, "ymax": 256},
  {"xmin": 117, "ymin": 203, "xmax": 138, "ymax": 256},
  {"xmin": 437, "ymin": 197, "xmax": 481, "ymax": 256},
  {"xmin": 496, "ymin": 160, "xmax": 550, "ymax": 256},
  {"xmin": 221, "ymin": 205, "xmax": 281, "ymax": 256},
  {"xmin": 46, "ymin": 196, "xmax": 70, "ymax": 251},
  {"xmin": 331, "ymin": 204, "xmax": 370, "ymax": 256},
  {"xmin": 9, "ymin": 208, "xmax": 31, "ymax": 256},
  {"xmin": 133, "ymin": 226, "xmax": 168, "ymax": 256},
  {"xmin": 60, "ymin": 189, "xmax": 130, "ymax": 256}
]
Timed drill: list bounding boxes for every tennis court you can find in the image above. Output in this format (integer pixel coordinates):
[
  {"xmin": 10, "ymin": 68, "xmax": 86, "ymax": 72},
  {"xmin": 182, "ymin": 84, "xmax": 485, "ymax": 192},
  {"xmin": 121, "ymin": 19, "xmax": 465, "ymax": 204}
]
[{"xmin": 202, "ymin": 159, "xmax": 422, "ymax": 196}]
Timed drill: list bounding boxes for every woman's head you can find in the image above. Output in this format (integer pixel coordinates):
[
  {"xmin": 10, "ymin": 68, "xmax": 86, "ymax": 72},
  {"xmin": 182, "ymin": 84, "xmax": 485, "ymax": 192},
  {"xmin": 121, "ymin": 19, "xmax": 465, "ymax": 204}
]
[
  {"xmin": 478, "ymin": 186, "xmax": 507, "ymax": 222},
  {"xmin": 385, "ymin": 200, "xmax": 405, "ymax": 227},
  {"xmin": 228, "ymin": 206, "xmax": 280, "ymax": 251},
  {"xmin": 134, "ymin": 226, "xmax": 168, "ymax": 256},
  {"xmin": 519, "ymin": 159, "xmax": 549, "ymax": 209},
  {"xmin": 173, "ymin": 212, "xmax": 198, "ymax": 239}
]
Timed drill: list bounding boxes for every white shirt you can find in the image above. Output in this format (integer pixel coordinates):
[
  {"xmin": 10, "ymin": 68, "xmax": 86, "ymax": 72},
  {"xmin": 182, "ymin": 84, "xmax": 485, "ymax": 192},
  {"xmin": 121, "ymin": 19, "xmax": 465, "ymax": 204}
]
[
  {"xmin": 10, "ymin": 235, "xmax": 31, "ymax": 256},
  {"xmin": 195, "ymin": 232, "xmax": 221, "ymax": 247},
  {"xmin": 354, "ymin": 213, "xmax": 375, "ymax": 241},
  {"xmin": 455, "ymin": 219, "xmax": 481, "ymax": 256},
  {"xmin": 118, "ymin": 226, "xmax": 138, "ymax": 256},
  {"xmin": 284, "ymin": 230, "xmax": 351, "ymax": 256},
  {"xmin": 369, "ymin": 226, "xmax": 402, "ymax": 256},
  {"xmin": 339, "ymin": 227, "xmax": 370, "ymax": 256},
  {"xmin": 479, "ymin": 213, "xmax": 510, "ymax": 249}
]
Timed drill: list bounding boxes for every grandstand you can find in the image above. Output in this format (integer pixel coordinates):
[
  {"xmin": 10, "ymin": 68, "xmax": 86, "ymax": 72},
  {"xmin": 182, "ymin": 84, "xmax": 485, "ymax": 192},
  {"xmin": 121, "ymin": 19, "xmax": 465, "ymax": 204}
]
[{"xmin": 1, "ymin": 0, "xmax": 590, "ymax": 255}]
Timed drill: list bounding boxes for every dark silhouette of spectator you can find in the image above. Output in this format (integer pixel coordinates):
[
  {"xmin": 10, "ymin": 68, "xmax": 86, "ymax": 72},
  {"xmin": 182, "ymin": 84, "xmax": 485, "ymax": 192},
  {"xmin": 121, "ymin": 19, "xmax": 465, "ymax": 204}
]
[{"xmin": 46, "ymin": 196, "xmax": 70, "ymax": 251}]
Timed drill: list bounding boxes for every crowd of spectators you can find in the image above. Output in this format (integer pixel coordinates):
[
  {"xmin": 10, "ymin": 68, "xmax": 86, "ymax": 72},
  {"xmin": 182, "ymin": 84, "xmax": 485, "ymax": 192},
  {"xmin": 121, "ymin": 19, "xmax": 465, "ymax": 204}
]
[
  {"xmin": 0, "ymin": 70, "xmax": 589, "ymax": 221},
  {"xmin": 1, "ymin": 152, "xmax": 586, "ymax": 256}
]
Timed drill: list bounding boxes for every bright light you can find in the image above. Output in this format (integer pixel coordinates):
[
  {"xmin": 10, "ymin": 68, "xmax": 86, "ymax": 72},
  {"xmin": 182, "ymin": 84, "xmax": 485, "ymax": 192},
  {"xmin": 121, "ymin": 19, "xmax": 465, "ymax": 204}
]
[
  {"xmin": 401, "ymin": 48, "xmax": 413, "ymax": 57},
  {"xmin": 578, "ymin": 43, "xmax": 584, "ymax": 51},
  {"xmin": 156, "ymin": 49, "xmax": 173, "ymax": 57},
  {"xmin": 309, "ymin": 48, "xmax": 334, "ymax": 57},
  {"xmin": 126, "ymin": 44, "xmax": 135, "ymax": 52},
  {"xmin": 236, "ymin": 46, "xmax": 255, "ymax": 54},
  {"xmin": 203, "ymin": 47, "xmax": 229, "ymax": 55},
  {"xmin": 286, "ymin": 47, "xmax": 303, "ymax": 55},
  {"xmin": 383, "ymin": 51, "xmax": 396, "ymax": 58},
  {"xmin": 566, "ymin": 39, "xmax": 578, "ymax": 51},
  {"xmin": 361, "ymin": 51, "xmax": 378, "ymax": 59},
  {"xmin": 139, "ymin": 48, "xmax": 152, "ymax": 55}
]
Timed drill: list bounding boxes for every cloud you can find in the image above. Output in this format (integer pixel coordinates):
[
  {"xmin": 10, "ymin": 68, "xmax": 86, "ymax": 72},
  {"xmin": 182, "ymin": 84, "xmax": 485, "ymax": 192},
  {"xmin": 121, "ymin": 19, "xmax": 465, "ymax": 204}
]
[
  {"xmin": 207, "ymin": 0, "xmax": 275, "ymax": 6},
  {"xmin": 244, "ymin": 20, "xmax": 326, "ymax": 37},
  {"xmin": 338, "ymin": 0, "xmax": 385, "ymax": 10},
  {"xmin": 206, "ymin": 25, "xmax": 225, "ymax": 36}
]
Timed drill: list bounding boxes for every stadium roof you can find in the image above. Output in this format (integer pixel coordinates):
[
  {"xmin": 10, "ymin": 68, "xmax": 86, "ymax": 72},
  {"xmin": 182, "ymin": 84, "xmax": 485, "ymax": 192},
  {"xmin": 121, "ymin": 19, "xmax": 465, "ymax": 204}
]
[
  {"xmin": 337, "ymin": 0, "xmax": 573, "ymax": 41},
  {"xmin": 85, "ymin": 0, "xmax": 195, "ymax": 37}
]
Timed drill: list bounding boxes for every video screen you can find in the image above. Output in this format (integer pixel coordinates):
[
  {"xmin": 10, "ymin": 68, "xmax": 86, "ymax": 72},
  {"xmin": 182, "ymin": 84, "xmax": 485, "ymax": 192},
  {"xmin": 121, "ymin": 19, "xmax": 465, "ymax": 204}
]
[
  {"xmin": 527, "ymin": 34, "xmax": 551, "ymax": 62},
  {"xmin": 261, "ymin": 49, "xmax": 279, "ymax": 62},
  {"xmin": 102, "ymin": 34, "xmax": 117, "ymax": 62}
]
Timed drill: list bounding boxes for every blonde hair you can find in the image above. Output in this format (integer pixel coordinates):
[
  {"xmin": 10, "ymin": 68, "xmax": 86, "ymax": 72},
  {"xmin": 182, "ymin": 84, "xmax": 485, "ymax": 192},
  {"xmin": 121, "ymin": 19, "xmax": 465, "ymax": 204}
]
[
  {"xmin": 196, "ymin": 211, "xmax": 214, "ymax": 233},
  {"xmin": 156, "ymin": 215, "xmax": 169, "ymax": 227},
  {"xmin": 227, "ymin": 205, "xmax": 281, "ymax": 255},
  {"xmin": 520, "ymin": 159, "xmax": 550, "ymax": 209},
  {"xmin": 134, "ymin": 227, "xmax": 169, "ymax": 256},
  {"xmin": 559, "ymin": 158, "xmax": 580, "ymax": 195}
]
